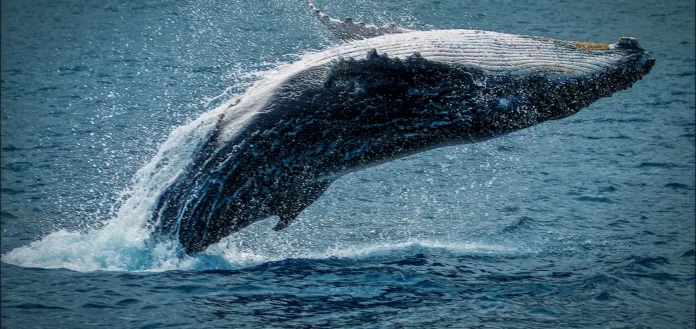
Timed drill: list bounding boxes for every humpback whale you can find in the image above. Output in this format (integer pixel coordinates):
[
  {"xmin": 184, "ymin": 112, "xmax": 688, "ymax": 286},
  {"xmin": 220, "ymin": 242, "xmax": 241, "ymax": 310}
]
[{"xmin": 149, "ymin": 3, "xmax": 655, "ymax": 254}]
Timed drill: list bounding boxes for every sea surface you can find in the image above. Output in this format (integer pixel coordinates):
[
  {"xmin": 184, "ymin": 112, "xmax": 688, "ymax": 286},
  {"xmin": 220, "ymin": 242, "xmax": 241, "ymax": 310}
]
[{"xmin": 1, "ymin": 0, "xmax": 694, "ymax": 328}]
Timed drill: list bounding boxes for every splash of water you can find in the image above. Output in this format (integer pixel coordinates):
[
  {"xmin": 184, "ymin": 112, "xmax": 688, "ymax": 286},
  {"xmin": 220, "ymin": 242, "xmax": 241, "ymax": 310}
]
[{"xmin": 1, "ymin": 98, "xmax": 229, "ymax": 272}]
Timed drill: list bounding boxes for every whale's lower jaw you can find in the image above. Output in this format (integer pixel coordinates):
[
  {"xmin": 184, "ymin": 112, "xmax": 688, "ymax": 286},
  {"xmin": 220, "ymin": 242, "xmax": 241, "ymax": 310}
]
[{"xmin": 149, "ymin": 30, "xmax": 655, "ymax": 255}]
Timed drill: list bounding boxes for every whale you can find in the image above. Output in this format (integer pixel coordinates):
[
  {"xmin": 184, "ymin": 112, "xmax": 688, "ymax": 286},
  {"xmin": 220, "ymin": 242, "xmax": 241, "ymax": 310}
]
[{"xmin": 149, "ymin": 3, "xmax": 655, "ymax": 254}]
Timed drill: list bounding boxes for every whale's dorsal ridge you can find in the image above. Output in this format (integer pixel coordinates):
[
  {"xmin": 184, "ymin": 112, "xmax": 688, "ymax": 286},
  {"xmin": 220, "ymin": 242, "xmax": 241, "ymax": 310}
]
[{"xmin": 308, "ymin": 0, "xmax": 414, "ymax": 42}]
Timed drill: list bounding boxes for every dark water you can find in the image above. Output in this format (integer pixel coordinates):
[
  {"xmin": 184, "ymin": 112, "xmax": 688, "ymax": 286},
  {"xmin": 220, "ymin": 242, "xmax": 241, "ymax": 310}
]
[{"xmin": 1, "ymin": 0, "xmax": 694, "ymax": 328}]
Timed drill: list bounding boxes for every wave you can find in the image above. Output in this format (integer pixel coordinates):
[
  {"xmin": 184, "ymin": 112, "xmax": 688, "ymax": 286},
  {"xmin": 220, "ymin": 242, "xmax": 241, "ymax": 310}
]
[{"xmin": 2, "ymin": 235, "xmax": 518, "ymax": 272}]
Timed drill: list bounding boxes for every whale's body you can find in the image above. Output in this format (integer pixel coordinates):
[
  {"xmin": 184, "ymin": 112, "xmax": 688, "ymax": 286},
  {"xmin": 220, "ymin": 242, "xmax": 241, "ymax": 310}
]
[{"xmin": 150, "ymin": 8, "xmax": 655, "ymax": 254}]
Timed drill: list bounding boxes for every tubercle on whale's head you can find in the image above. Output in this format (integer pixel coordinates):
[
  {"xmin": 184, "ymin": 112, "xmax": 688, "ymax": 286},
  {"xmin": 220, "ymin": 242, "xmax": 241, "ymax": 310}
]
[
  {"xmin": 604, "ymin": 37, "xmax": 655, "ymax": 95},
  {"xmin": 611, "ymin": 37, "xmax": 656, "ymax": 76}
]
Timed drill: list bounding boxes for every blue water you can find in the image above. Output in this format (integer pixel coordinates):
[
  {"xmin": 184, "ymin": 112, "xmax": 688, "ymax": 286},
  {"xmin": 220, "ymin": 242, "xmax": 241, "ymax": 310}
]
[{"xmin": 1, "ymin": 0, "xmax": 694, "ymax": 328}]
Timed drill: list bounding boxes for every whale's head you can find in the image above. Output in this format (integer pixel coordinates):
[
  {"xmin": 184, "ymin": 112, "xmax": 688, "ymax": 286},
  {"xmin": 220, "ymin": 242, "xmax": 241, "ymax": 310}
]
[
  {"xmin": 565, "ymin": 37, "xmax": 655, "ymax": 71},
  {"xmin": 535, "ymin": 36, "xmax": 655, "ymax": 120},
  {"xmin": 447, "ymin": 34, "xmax": 657, "ymax": 134},
  {"xmin": 560, "ymin": 36, "xmax": 655, "ymax": 91}
]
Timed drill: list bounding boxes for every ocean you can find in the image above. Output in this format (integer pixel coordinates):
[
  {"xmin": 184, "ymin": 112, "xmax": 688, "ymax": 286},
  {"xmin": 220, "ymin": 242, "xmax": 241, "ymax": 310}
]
[{"xmin": 1, "ymin": 0, "xmax": 694, "ymax": 328}]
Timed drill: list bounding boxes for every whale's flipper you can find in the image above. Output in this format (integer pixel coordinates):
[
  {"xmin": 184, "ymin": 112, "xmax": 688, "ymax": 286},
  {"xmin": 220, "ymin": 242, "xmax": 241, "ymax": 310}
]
[
  {"xmin": 308, "ymin": 0, "xmax": 414, "ymax": 42},
  {"xmin": 272, "ymin": 178, "xmax": 333, "ymax": 231},
  {"xmin": 273, "ymin": 215, "xmax": 293, "ymax": 231}
]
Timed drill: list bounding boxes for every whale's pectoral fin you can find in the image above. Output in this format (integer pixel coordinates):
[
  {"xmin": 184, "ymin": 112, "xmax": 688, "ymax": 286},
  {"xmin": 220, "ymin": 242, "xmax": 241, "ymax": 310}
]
[
  {"xmin": 273, "ymin": 215, "xmax": 294, "ymax": 231},
  {"xmin": 272, "ymin": 178, "xmax": 333, "ymax": 231},
  {"xmin": 308, "ymin": 1, "xmax": 414, "ymax": 42}
]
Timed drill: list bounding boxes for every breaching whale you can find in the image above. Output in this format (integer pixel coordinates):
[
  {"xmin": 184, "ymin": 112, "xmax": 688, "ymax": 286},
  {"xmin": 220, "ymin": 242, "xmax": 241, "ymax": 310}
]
[{"xmin": 149, "ymin": 3, "xmax": 655, "ymax": 254}]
